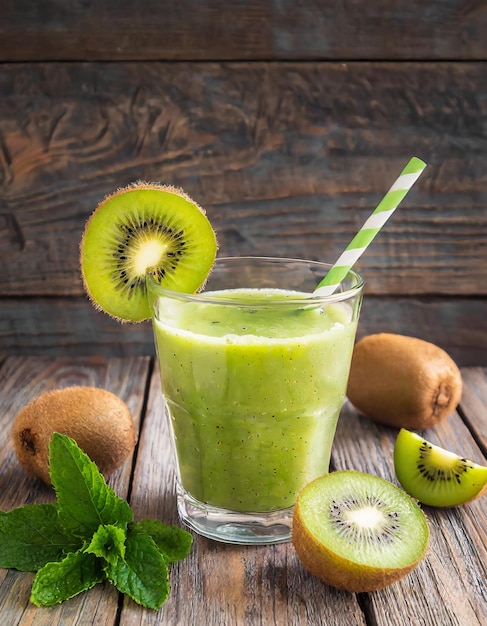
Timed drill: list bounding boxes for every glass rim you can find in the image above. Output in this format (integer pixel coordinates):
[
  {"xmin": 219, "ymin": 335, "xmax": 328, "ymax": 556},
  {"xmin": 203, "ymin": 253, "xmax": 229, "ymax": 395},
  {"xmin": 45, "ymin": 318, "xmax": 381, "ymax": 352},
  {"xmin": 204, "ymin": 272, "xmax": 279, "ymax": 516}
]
[{"xmin": 147, "ymin": 255, "xmax": 364, "ymax": 306}]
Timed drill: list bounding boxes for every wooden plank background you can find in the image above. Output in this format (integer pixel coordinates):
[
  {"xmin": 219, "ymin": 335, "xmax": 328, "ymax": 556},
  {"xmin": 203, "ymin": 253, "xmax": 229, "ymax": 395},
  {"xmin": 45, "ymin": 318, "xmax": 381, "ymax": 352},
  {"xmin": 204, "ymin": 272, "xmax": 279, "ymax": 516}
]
[
  {"xmin": 0, "ymin": 0, "xmax": 486, "ymax": 61},
  {"xmin": 0, "ymin": 1, "xmax": 486, "ymax": 364},
  {"xmin": 1, "ymin": 356, "xmax": 487, "ymax": 625}
]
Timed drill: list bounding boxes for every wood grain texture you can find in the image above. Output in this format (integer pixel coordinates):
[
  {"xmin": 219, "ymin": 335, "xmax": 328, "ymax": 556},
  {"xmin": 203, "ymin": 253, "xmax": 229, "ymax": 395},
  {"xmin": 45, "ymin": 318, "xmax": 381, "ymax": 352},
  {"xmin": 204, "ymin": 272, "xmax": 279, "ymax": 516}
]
[
  {"xmin": 122, "ymin": 363, "xmax": 369, "ymax": 626},
  {"xmin": 0, "ymin": 1, "xmax": 485, "ymax": 619},
  {"xmin": 0, "ymin": 62, "xmax": 486, "ymax": 300},
  {"xmin": 0, "ymin": 356, "xmax": 150, "ymax": 626},
  {"xmin": 2, "ymin": 358, "xmax": 486, "ymax": 624},
  {"xmin": 0, "ymin": 0, "xmax": 486, "ymax": 61},
  {"xmin": 332, "ymin": 394, "xmax": 487, "ymax": 626},
  {"xmin": 1, "ymin": 296, "xmax": 486, "ymax": 366},
  {"xmin": 457, "ymin": 367, "xmax": 487, "ymax": 453}
]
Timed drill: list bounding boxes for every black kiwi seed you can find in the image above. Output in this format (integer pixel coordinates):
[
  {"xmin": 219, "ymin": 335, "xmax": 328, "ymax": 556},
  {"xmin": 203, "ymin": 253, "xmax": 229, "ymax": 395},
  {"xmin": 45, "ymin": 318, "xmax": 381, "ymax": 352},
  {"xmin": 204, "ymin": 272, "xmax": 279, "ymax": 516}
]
[{"xmin": 416, "ymin": 439, "xmax": 471, "ymax": 483}]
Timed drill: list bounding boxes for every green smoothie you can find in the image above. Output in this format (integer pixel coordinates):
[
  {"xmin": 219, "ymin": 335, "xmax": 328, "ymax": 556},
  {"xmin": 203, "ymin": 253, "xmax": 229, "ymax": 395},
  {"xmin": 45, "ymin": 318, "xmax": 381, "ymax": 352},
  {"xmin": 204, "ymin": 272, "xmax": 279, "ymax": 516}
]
[{"xmin": 153, "ymin": 288, "xmax": 358, "ymax": 512}]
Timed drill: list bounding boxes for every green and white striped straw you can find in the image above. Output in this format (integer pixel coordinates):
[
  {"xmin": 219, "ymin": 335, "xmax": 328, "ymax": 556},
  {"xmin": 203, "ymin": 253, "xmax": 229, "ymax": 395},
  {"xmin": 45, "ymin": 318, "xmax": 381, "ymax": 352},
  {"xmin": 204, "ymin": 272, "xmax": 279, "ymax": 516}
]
[{"xmin": 314, "ymin": 156, "xmax": 427, "ymax": 296}]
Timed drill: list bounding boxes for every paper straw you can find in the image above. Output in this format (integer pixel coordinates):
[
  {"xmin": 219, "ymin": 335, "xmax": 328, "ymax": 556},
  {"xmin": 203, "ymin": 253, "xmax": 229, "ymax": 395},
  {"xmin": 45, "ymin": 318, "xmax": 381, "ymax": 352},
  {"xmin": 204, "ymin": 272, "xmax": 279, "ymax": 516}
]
[{"xmin": 314, "ymin": 156, "xmax": 427, "ymax": 296}]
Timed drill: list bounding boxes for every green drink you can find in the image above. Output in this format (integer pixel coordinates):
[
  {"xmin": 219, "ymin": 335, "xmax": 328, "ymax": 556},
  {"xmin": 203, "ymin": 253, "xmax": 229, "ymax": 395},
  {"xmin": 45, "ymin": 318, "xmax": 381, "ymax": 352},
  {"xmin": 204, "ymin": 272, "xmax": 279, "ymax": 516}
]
[{"xmin": 149, "ymin": 257, "xmax": 363, "ymax": 544}]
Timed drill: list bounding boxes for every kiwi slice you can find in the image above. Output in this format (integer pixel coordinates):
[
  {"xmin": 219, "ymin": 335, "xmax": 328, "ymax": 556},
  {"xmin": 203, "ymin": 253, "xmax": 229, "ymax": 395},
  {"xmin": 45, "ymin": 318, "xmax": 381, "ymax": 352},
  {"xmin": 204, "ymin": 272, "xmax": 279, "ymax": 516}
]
[
  {"xmin": 394, "ymin": 428, "xmax": 487, "ymax": 507},
  {"xmin": 80, "ymin": 182, "xmax": 217, "ymax": 322},
  {"xmin": 292, "ymin": 470, "xmax": 429, "ymax": 592}
]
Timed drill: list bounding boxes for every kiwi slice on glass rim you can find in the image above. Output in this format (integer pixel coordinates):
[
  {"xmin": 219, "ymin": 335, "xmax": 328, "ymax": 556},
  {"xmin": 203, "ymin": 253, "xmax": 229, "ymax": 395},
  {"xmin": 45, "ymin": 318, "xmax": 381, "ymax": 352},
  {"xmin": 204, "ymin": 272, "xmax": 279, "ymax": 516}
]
[
  {"xmin": 394, "ymin": 428, "xmax": 487, "ymax": 507},
  {"xmin": 292, "ymin": 470, "xmax": 429, "ymax": 592},
  {"xmin": 80, "ymin": 182, "xmax": 217, "ymax": 322}
]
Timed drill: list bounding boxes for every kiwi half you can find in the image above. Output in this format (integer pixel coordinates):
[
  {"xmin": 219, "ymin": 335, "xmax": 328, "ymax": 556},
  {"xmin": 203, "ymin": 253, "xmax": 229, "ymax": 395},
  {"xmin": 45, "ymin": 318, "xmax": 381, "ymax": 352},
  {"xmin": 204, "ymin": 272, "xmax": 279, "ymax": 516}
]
[
  {"xmin": 80, "ymin": 182, "xmax": 217, "ymax": 322},
  {"xmin": 292, "ymin": 471, "xmax": 429, "ymax": 592},
  {"xmin": 394, "ymin": 428, "xmax": 487, "ymax": 507}
]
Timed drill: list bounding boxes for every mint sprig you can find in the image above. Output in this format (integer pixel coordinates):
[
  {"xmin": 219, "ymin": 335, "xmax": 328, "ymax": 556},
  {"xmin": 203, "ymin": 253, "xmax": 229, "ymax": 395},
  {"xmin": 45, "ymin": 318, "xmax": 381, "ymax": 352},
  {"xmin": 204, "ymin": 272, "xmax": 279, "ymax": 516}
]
[
  {"xmin": 0, "ymin": 503, "xmax": 81, "ymax": 571},
  {"xmin": 104, "ymin": 529, "xmax": 170, "ymax": 610},
  {"xmin": 31, "ymin": 549, "xmax": 104, "ymax": 606},
  {"xmin": 0, "ymin": 432, "xmax": 192, "ymax": 610},
  {"xmin": 50, "ymin": 432, "xmax": 134, "ymax": 539}
]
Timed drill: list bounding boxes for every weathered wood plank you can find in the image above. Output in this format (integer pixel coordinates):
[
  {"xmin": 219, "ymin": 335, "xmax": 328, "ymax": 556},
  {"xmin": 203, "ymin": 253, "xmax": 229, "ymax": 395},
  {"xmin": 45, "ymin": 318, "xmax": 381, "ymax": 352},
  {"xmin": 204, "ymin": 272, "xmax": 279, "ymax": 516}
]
[
  {"xmin": 1, "ymin": 359, "xmax": 486, "ymax": 624},
  {"xmin": 0, "ymin": 0, "xmax": 485, "ymax": 61},
  {"xmin": 1, "ymin": 296, "xmax": 485, "ymax": 366},
  {"xmin": 123, "ymin": 365, "xmax": 487, "ymax": 625},
  {"xmin": 0, "ymin": 355, "xmax": 150, "ymax": 504},
  {"xmin": 0, "ymin": 356, "xmax": 150, "ymax": 626},
  {"xmin": 0, "ymin": 62, "xmax": 486, "ymax": 298},
  {"xmin": 457, "ymin": 367, "xmax": 487, "ymax": 454},
  {"xmin": 332, "ymin": 398, "xmax": 487, "ymax": 626},
  {"xmin": 0, "ymin": 298, "xmax": 156, "ymax": 358},
  {"xmin": 121, "ymin": 363, "xmax": 368, "ymax": 625}
]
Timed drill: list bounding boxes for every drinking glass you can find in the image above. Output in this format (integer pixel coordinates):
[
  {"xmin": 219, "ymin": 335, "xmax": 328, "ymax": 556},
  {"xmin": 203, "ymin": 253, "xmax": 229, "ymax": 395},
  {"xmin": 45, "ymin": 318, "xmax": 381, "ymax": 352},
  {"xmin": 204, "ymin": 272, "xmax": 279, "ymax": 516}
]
[{"xmin": 148, "ymin": 257, "xmax": 364, "ymax": 544}]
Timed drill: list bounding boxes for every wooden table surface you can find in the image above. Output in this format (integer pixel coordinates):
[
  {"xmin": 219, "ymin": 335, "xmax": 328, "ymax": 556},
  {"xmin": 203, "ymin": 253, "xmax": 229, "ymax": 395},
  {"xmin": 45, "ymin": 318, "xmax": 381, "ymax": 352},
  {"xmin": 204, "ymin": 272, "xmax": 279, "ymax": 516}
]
[{"xmin": 0, "ymin": 355, "xmax": 486, "ymax": 626}]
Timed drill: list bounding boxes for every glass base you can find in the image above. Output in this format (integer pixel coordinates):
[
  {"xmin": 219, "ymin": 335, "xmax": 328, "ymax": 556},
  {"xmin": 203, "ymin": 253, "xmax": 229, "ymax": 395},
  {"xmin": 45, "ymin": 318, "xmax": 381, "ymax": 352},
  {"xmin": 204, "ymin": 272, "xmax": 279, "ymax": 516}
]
[{"xmin": 177, "ymin": 486, "xmax": 293, "ymax": 545}]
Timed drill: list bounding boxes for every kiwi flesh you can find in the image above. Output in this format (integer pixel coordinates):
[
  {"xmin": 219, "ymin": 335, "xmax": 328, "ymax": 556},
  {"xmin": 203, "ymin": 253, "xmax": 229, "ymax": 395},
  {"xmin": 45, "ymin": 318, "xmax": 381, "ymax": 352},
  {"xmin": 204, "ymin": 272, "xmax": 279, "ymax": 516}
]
[
  {"xmin": 394, "ymin": 428, "xmax": 487, "ymax": 507},
  {"xmin": 11, "ymin": 387, "xmax": 136, "ymax": 486},
  {"xmin": 292, "ymin": 470, "xmax": 429, "ymax": 592},
  {"xmin": 347, "ymin": 333, "xmax": 463, "ymax": 430},
  {"xmin": 80, "ymin": 182, "xmax": 217, "ymax": 322}
]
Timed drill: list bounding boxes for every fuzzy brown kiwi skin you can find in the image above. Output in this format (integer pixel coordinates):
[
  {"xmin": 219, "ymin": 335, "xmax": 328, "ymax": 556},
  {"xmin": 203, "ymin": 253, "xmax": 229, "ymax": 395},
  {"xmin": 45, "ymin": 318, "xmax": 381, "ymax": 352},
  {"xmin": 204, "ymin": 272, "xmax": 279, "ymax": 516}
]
[
  {"xmin": 292, "ymin": 496, "xmax": 426, "ymax": 593},
  {"xmin": 11, "ymin": 387, "xmax": 137, "ymax": 486},
  {"xmin": 346, "ymin": 333, "xmax": 463, "ymax": 430}
]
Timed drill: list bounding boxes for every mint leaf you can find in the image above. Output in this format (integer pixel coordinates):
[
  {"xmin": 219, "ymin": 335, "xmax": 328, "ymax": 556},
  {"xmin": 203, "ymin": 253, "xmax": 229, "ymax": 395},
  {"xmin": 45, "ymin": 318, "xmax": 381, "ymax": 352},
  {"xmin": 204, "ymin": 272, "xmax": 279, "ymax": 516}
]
[
  {"xmin": 0, "ymin": 504, "xmax": 81, "ymax": 571},
  {"xmin": 131, "ymin": 520, "xmax": 192, "ymax": 563},
  {"xmin": 30, "ymin": 549, "xmax": 104, "ymax": 607},
  {"xmin": 1, "ymin": 434, "xmax": 193, "ymax": 611},
  {"xmin": 105, "ymin": 528, "xmax": 169, "ymax": 610},
  {"xmin": 85, "ymin": 524, "xmax": 126, "ymax": 566},
  {"xmin": 49, "ymin": 433, "xmax": 133, "ymax": 539}
]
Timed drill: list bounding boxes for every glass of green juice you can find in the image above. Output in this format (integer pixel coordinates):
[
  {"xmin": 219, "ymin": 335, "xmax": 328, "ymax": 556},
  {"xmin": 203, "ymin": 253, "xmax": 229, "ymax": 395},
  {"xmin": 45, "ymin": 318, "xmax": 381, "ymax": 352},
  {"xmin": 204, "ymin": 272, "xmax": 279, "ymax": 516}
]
[{"xmin": 148, "ymin": 256, "xmax": 364, "ymax": 544}]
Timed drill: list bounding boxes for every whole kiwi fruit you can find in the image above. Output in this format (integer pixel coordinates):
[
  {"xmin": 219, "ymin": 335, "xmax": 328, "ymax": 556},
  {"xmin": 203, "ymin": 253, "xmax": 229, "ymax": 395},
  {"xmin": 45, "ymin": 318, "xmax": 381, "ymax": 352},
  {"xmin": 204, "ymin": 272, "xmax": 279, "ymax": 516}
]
[
  {"xmin": 346, "ymin": 333, "xmax": 462, "ymax": 429},
  {"xmin": 11, "ymin": 386, "xmax": 136, "ymax": 485}
]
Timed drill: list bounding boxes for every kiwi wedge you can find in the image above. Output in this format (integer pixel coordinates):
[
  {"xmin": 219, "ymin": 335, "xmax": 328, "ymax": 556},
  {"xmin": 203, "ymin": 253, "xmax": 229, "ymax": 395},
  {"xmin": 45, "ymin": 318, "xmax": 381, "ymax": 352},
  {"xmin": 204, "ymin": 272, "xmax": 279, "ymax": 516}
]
[
  {"xmin": 394, "ymin": 428, "xmax": 487, "ymax": 507},
  {"xmin": 80, "ymin": 182, "xmax": 217, "ymax": 322},
  {"xmin": 292, "ymin": 470, "xmax": 429, "ymax": 592}
]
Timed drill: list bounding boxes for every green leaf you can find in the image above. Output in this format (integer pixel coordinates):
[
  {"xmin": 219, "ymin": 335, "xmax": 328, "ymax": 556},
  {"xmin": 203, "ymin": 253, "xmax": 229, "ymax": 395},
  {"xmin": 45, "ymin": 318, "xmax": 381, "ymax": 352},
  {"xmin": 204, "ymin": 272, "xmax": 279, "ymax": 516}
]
[
  {"xmin": 1, "ymin": 435, "xmax": 191, "ymax": 611},
  {"xmin": 131, "ymin": 520, "xmax": 192, "ymax": 563},
  {"xmin": 105, "ymin": 528, "xmax": 169, "ymax": 610},
  {"xmin": 0, "ymin": 504, "xmax": 81, "ymax": 571},
  {"xmin": 84, "ymin": 524, "xmax": 126, "ymax": 566},
  {"xmin": 49, "ymin": 433, "xmax": 133, "ymax": 539},
  {"xmin": 30, "ymin": 549, "xmax": 104, "ymax": 607}
]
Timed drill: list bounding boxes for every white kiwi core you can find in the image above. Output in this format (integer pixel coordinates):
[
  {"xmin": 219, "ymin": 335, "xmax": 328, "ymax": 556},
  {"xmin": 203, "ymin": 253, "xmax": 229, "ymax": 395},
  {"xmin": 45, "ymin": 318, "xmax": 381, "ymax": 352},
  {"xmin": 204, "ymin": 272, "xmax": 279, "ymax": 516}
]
[
  {"xmin": 346, "ymin": 506, "xmax": 384, "ymax": 528},
  {"xmin": 133, "ymin": 238, "xmax": 168, "ymax": 275}
]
